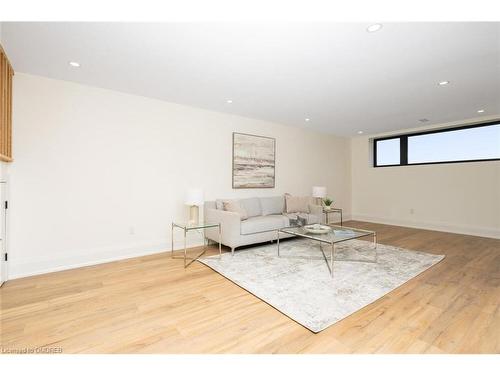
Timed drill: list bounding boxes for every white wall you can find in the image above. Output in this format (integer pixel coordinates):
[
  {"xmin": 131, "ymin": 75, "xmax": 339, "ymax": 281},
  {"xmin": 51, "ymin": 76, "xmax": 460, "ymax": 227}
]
[
  {"xmin": 8, "ymin": 73, "xmax": 500, "ymax": 280},
  {"xmin": 9, "ymin": 73, "xmax": 351, "ymax": 278},
  {"xmin": 351, "ymin": 117, "xmax": 500, "ymax": 238}
]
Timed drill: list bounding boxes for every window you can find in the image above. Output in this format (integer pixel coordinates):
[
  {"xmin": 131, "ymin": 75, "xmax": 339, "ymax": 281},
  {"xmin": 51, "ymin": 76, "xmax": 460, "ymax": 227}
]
[
  {"xmin": 374, "ymin": 121, "xmax": 500, "ymax": 167},
  {"xmin": 374, "ymin": 138, "xmax": 400, "ymax": 166}
]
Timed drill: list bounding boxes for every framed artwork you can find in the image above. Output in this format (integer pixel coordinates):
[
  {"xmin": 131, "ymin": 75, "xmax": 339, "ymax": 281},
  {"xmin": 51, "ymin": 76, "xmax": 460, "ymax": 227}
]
[{"xmin": 232, "ymin": 132, "xmax": 276, "ymax": 189}]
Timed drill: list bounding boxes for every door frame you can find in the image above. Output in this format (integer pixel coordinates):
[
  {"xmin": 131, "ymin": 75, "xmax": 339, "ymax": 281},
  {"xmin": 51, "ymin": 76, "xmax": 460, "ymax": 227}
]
[{"xmin": 0, "ymin": 180, "xmax": 8, "ymax": 287}]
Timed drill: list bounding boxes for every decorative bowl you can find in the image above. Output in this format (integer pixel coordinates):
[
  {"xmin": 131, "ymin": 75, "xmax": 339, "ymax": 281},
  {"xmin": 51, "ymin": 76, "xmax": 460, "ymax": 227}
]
[{"xmin": 304, "ymin": 224, "xmax": 332, "ymax": 234}]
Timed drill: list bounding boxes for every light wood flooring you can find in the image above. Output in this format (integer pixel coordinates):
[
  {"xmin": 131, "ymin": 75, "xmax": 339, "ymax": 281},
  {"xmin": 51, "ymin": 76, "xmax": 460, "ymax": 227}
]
[{"xmin": 1, "ymin": 221, "xmax": 499, "ymax": 353}]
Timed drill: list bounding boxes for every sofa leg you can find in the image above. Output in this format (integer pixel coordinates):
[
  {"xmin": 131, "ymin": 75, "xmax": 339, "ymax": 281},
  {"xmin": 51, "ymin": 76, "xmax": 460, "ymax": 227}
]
[
  {"xmin": 231, "ymin": 247, "xmax": 235, "ymax": 256},
  {"xmin": 270, "ymin": 239, "xmax": 274, "ymax": 243}
]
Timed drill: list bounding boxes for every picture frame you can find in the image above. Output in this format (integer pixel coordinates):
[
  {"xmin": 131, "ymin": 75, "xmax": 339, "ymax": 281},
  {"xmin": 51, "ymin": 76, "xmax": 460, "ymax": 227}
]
[{"xmin": 232, "ymin": 132, "xmax": 276, "ymax": 189}]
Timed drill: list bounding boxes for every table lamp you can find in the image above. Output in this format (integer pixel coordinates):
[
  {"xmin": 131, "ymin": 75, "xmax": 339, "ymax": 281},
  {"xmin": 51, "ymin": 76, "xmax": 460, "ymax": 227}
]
[
  {"xmin": 185, "ymin": 188, "xmax": 204, "ymax": 225},
  {"xmin": 312, "ymin": 186, "xmax": 327, "ymax": 206}
]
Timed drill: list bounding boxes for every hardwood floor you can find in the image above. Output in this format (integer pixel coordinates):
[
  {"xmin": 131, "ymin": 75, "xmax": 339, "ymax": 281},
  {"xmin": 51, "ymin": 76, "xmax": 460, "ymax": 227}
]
[{"xmin": 1, "ymin": 221, "xmax": 499, "ymax": 353}]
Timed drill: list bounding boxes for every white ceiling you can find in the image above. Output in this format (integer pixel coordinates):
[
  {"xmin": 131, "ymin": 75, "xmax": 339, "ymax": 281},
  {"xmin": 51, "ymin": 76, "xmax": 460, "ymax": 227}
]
[{"xmin": 2, "ymin": 22, "xmax": 500, "ymax": 136}]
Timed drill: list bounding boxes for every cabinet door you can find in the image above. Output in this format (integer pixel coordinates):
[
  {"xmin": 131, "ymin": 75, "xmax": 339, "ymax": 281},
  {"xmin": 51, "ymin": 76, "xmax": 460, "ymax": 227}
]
[{"xmin": 0, "ymin": 181, "xmax": 7, "ymax": 285}]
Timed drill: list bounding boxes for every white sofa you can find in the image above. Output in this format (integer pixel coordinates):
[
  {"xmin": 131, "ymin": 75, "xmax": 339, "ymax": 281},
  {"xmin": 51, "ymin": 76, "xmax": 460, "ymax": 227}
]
[{"xmin": 204, "ymin": 196, "xmax": 323, "ymax": 255}]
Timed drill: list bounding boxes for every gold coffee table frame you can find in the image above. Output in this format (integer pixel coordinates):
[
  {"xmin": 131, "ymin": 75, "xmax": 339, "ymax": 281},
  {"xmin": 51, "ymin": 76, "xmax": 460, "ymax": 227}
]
[{"xmin": 277, "ymin": 224, "xmax": 377, "ymax": 278}]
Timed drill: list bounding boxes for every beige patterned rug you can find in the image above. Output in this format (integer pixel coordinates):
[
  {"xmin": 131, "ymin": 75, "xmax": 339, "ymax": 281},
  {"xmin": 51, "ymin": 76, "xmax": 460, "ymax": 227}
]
[{"xmin": 199, "ymin": 238, "xmax": 444, "ymax": 332}]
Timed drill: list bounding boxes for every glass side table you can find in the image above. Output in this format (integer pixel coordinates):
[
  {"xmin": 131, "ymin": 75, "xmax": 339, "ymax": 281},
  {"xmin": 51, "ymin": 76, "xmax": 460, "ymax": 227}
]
[
  {"xmin": 171, "ymin": 221, "xmax": 221, "ymax": 268},
  {"xmin": 323, "ymin": 207, "xmax": 343, "ymax": 225}
]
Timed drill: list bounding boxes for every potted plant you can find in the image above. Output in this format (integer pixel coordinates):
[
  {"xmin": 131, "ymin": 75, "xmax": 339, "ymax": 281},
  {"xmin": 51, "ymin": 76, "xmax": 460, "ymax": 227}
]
[{"xmin": 323, "ymin": 197, "xmax": 333, "ymax": 209}]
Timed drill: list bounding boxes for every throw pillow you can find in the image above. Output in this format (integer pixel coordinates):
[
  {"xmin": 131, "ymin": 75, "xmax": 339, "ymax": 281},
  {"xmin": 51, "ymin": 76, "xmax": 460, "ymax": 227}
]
[
  {"xmin": 215, "ymin": 199, "xmax": 224, "ymax": 210},
  {"xmin": 222, "ymin": 200, "xmax": 248, "ymax": 220},
  {"xmin": 285, "ymin": 195, "xmax": 311, "ymax": 213}
]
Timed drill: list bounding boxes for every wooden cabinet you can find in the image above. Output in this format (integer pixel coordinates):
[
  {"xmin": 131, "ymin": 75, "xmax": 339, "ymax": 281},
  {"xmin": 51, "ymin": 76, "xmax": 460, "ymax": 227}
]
[{"xmin": 0, "ymin": 44, "xmax": 14, "ymax": 162}]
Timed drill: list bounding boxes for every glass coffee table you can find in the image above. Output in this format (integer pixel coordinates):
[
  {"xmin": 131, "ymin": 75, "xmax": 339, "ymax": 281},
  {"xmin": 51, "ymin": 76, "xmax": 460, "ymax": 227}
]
[{"xmin": 277, "ymin": 224, "xmax": 377, "ymax": 278}]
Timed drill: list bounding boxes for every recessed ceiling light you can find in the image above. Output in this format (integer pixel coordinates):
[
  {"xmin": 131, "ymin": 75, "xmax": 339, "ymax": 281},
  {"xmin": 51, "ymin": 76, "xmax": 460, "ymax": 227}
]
[
  {"xmin": 367, "ymin": 24, "xmax": 383, "ymax": 33},
  {"xmin": 69, "ymin": 61, "xmax": 80, "ymax": 68},
  {"xmin": 477, "ymin": 109, "xmax": 485, "ymax": 113},
  {"xmin": 438, "ymin": 80, "xmax": 450, "ymax": 86},
  {"xmin": 357, "ymin": 131, "xmax": 364, "ymax": 134},
  {"xmin": 226, "ymin": 99, "xmax": 233, "ymax": 104},
  {"xmin": 305, "ymin": 118, "xmax": 310, "ymax": 122}
]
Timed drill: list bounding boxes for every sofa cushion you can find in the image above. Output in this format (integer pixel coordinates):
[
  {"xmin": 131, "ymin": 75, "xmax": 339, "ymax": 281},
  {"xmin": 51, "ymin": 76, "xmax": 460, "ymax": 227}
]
[
  {"xmin": 285, "ymin": 195, "xmax": 311, "ymax": 213},
  {"xmin": 222, "ymin": 200, "xmax": 248, "ymax": 220},
  {"xmin": 240, "ymin": 215, "xmax": 289, "ymax": 235},
  {"xmin": 260, "ymin": 196, "xmax": 284, "ymax": 216},
  {"xmin": 239, "ymin": 197, "xmax": 262, "ymax": 218}
]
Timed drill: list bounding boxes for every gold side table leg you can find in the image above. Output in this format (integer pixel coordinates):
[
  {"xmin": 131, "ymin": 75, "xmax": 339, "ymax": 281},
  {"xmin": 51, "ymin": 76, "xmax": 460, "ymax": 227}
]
[
  {"xmin": 172, "ymin": 224, "xmax": 222, "ymax": 267},
  {"xmin": 219, "ymin": 224, "xmax": 222, "ymax": 259},
  {"xmin": 171, "ymin": 223, "xmax": 174, "ymax": 258},
  {"xmin": 184, "ymin": 228, "xmax": 187, "ymax": 268}
]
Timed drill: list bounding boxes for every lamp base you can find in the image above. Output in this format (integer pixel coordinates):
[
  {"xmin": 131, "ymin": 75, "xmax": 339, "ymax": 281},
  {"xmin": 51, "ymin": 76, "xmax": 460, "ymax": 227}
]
[{"xmin": 188, "ymin": 205, "xmax": 199, "ymax": 225}]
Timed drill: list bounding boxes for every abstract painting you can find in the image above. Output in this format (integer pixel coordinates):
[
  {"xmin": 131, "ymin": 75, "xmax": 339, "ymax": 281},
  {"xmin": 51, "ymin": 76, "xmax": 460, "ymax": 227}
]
[{"xmin": 232, "ymin": 133, "xmax": 275, "ymax": 188}]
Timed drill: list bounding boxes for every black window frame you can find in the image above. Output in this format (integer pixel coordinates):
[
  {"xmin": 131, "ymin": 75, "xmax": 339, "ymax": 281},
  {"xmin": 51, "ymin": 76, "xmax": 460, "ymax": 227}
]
[{"xmin": 373, "ymin": 120, "xmax": 500, "ymax": 168}]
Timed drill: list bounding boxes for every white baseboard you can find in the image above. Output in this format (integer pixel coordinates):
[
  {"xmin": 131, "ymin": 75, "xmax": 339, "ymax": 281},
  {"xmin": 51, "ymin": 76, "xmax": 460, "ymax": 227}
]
[
  {"xmin": 8, "ymin": 237, "xmax": 205, "ymax": 280},
  {"xmin": 351, "ymin": 213, "xmax": 500, "ymax": 239}
]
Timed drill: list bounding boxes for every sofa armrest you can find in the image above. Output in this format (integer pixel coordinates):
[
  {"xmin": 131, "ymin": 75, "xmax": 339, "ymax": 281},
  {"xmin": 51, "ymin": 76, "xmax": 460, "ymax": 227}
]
[{"xmin": 204, "ymin": 208, "xmax": 241, "ymax": 247}]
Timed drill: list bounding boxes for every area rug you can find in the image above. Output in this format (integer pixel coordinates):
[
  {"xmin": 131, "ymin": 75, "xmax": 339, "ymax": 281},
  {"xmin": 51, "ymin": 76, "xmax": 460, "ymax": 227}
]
[{"xmin": 199, "ymin": 238, "xmax": 444, "ymax": 332}]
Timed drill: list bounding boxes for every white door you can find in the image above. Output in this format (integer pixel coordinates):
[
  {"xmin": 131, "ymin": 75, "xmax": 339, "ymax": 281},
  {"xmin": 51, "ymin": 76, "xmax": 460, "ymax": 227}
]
[{"xmin": 0, "ymin": 181, "xmax": 7, "ymax": 286}]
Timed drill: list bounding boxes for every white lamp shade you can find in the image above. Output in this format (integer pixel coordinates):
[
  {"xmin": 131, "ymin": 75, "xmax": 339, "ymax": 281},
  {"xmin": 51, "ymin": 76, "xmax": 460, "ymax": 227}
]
[
  {"xmin": 185, "ymin": 188, "xmax": 204, "ymax": 206},
  {"xmin": 312, "ymin": 186, "xmax": 327, "ymax": 198}
]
